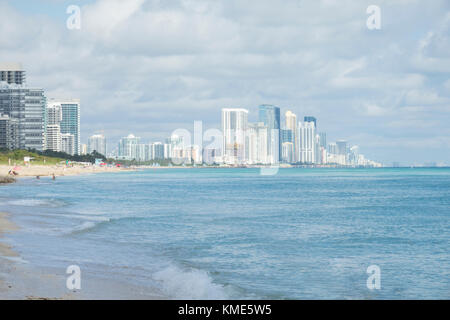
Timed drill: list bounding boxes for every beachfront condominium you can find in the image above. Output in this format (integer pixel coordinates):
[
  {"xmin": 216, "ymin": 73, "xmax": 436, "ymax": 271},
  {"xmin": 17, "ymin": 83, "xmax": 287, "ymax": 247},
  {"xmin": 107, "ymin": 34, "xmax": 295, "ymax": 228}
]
[
  {"xmin": 298, "ymin": 121, "xmax": 316, "ymax": 164},
  {"xmin": 48, "ymin": 99, "xmax": 81, "ymax": 155},
  {"xmin": 258, "ymin": 105, "xmax": 281, "ymax": 164},
  {"xmin": 247, "ymin": 122, "xmax": 269, "ymax": 165},
  {"xmin": 45, "ymin": 103, "xmax": 62, "ymax": 152},
  {"xmin": 0, "ymin": 82, "xmax": 46, "ymax": 151},
  {"xmin": 0, "ymin": 63, "xmax": 26, "ymax": 85},
  {"xmin": 88, "ymin": 134, "xmax": 107, "ymax": 156},
  {"xmin": 46, "ymin": 125, "xmax": 62, "ymax": 152},
  {"xmin": 336, "ymin": 140, "xmax": 348, "ymax": 156},
  {"xmin": 61, "ymin": 133, "xmax": 75, "ymax": 155},
  {"xmin": 0, "ymin": 114, "xmax": 19, "ymax": 150},
  {"xmin": 285, "ymin": 110, "xmax": 298, "ymax": 163},
  {"xmin": 304, "ymin": 116, "xmax": 317, "ymax": 128},
  {"xmin": 222, "ymin": 108, "xmax": 248, "ymax": 164},
  {"xmin": 118, "ymin": 134, "xmax": 141, "ymax": 160}
]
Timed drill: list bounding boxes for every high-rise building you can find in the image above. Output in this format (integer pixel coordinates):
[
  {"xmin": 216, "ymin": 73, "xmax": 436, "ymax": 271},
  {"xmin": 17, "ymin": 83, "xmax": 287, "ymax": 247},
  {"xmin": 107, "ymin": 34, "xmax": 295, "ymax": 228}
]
[
  {"xmin": 282, "ymin": 142, "xmax": 294, "ymax": 163},
  {"xmin": 118, "ymin": 134, "xmax": 140, "ymax": 160},
  {"xmin": 0, "ymin": 63, "xmax": 26, "ymax": 85},
  {"xmin": 49, "ymin": 99, "xmax": 80, "ymax": 155},
  {"xmin": 222, "ymin": 108, "xmax": 248, "ymax": 164},
  {"xmin": 259, "ymin": 105, "xmax": 280, "ymax": 164},
  {"xmin": 61, "ymin": 133, "xmax": 75, "ymax": 155},
  {"xmin": 0, "ymin": 114, "xmax": 19, "ymax": 150},
  {"xmin": 285, "ymin": 110, "xmax": 298, "ymax": 162},
  {"xmin": 319, "ymin": 132, "xmax": 327, "ymax": 148},
  {"xmin": 304, "ymin": 116, "xmax": 317, "ymax": 128},
  {"xmin": 247, "ymin": 122, "xmax": 269, "ymax": 165},
  {"xmin": 0, "ymin": 83, "xmax": 46, "ymax": 151},
  {"xmin": 152, "ymin": 142, "xmax": 164, "ymax": 160},
  {"xmin": 336, "ymin": 140, "xmax": 347, "ymax": 155},
  {"xmin": 80, "ymin": 143, "xmax": 88, "ymax": 155},
  {"xmin": 46, "ymin": 103, "xmax": 62, "ymax": 125},
  {"xmin": 46, "ymin": 124, "xmax": 61, "ymax": 152},
  {"xmin": 298, "ymin": 121, "xmax": 316, "ymax": 164},
  {"xmin": 88, "ymin": 134, "xmax": 107, "ymax": 156},
  {"xmin": 45, "ymin": 103, "xmax": 62, "ymax": 152},
  {"xmin": 328, "ymin": 142, "xmax": 337, "ymax": 155}
]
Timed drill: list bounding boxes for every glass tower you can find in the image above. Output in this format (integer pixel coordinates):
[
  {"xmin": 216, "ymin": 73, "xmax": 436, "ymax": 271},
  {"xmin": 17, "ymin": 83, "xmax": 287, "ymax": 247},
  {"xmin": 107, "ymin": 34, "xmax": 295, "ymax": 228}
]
[{"xmin": 258, "ymin": 104, "xmax": 281, "ymax": 164}]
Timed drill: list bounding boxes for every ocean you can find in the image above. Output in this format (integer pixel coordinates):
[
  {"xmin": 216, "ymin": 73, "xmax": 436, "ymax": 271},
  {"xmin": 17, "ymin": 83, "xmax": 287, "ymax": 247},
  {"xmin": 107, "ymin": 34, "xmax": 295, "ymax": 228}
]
[{"xmin": 0, "ymin": 168, "xmax": 449, "ymax": 299}]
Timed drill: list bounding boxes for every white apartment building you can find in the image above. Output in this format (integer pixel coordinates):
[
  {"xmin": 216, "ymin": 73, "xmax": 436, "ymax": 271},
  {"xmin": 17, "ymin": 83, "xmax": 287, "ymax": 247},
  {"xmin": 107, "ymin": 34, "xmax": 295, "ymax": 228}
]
[
  {"xmin": 298, "ymin": 121, "xmax": 316, "ymax": 164},
  {"xmin": 222, "ymin": 108, "xmax": 248, "ymax": 165}
]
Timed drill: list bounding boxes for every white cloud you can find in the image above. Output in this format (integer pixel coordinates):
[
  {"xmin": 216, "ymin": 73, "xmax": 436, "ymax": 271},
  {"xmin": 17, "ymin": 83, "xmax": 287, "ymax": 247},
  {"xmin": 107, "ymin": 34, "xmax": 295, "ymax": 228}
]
[{"xmin": 0, "ymin": 0, "xmax": 449, "ymax": 162}]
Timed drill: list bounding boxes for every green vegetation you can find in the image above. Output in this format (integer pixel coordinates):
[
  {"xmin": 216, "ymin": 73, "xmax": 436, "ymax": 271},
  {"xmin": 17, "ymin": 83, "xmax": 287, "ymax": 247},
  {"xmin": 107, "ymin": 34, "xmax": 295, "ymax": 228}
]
[
  {"xmin": 0, "ymin": 149, "xmax": 64, "ymax": 165},
  {"xmin": 0, "ymin": 148, "xmax": 106, "ymax": 166}
]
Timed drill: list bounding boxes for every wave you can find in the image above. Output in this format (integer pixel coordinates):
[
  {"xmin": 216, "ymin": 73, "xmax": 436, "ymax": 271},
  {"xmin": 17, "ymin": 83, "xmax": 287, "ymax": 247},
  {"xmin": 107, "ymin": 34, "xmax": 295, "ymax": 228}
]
[
  {"xmin": 64, "ymin": 219, "xmax": 111, "ymax": 236},
  {"xmin": 153, "ymin": 265, "xmax": 228, "ymax": 300},
  {"xmin": 6, "ymin": 198, "xmax": 67, "ymax": 208}
]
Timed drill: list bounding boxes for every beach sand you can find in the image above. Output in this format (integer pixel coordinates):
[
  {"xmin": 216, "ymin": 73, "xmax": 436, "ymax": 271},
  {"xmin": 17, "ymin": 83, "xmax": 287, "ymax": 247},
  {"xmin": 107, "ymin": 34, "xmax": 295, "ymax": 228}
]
[
  {"xmin": 0, "ymin": 164, "xmax": 133, "ymax": 178},
  {"xmin": 1, "ymin": 210, "xmax": 165, "ymax": 300}
]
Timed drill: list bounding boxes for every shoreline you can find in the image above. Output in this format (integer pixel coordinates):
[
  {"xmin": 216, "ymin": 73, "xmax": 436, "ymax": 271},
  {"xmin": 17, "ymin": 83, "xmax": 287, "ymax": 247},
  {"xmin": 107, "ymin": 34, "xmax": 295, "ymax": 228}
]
[
  {"xmin": 0, "ymin": 211, "xmax": 165, "ymax": 300},
  {"xmin": 0, "ymin": 164, "xmax": 135, "ymax": 180}
]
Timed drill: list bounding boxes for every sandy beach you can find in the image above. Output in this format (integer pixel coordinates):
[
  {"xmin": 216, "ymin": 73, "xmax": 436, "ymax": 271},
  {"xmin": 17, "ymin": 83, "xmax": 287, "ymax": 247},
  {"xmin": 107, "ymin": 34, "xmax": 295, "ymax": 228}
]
[
  {"xmin": 0, "ymin": 164, "xmax": 134, "ymax": 179},
  {"xmin": 0, "ymin": 165, "xmax": 165, "ymax": 300}
]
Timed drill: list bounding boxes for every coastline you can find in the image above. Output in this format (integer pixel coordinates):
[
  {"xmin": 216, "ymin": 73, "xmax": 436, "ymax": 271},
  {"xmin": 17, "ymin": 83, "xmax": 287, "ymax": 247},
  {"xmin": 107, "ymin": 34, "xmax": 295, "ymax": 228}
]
[
  {"xmin": 0, "ymin": 164, "xmax": 135, "ymax": 180},
  {"xmin": 0, "ymin": 212, "xmax": 164, "ymax": 300}
]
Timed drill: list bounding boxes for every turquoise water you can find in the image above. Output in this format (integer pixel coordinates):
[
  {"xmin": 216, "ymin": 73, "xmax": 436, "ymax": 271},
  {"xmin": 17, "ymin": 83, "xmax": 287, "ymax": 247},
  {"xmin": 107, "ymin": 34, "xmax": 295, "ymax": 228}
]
[{"xmin": 1, "ymin": 168, "xmax": 449, "ymax": 299}]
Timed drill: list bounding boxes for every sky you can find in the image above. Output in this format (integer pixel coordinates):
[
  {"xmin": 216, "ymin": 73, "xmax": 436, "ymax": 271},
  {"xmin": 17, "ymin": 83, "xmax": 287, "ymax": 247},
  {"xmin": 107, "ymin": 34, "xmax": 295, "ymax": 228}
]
[{"xmin": 0, "ymin": 0, "xmax": 449, "ymax": 165}]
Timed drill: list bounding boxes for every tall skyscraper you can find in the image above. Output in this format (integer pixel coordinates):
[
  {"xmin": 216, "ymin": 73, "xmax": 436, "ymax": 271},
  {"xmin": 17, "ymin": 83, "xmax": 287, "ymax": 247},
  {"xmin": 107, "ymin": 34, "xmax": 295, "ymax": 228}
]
[
  {"xmin": 49, "ymin": 99, "xmax": 81, "ymax": 155},
  {"xmin": 61, "ymin": 133, "xmax": 75, "ymax": 155},
  {"xmin": 285, "ymin": 110, "xmax": 298, "ymax": 162},
  {"xmin": 222, "ymin": 108, "xmax": 248, "ymax": 164},
  {"xmin": 0, "ymin": 114, "xmax": 19, "ymax": 150},
  {"xmin": 258, "ymin": 105, "xmax": 280, "ymax": 164},
  {"xmin": 0, "ymin": 63, "xmax": 26, "ymax": 85},
  {"xmin": 336, "ymin": 140, "xmax": 347, "ymax": 155},
  {"xmin": 304, "ymin": 116, "xmax": 317, "ymax": 128},
  {"xmin": 88, "ymin": 134, "xmax": 107, "ymax": 156},
  {"xmin": 298, "ymin": 121, "xmax": 316, "ymax": 164},
  {"xmin": 45, "ymin": 103, "xmax": 62, "ymax": 152},
  {"xmin": 0, "ymin": 83, "xmax": 46, "ymax": 151},
  {"xmin": 46, "ymin": 125, "xmax": 62, "ymax": 152},
  {"xmin": 247, "ymin": 122, "xmax": 269, "ymax": 165},
  {"xmin": 319, "ymin": 132, "xmax": 327, "ymax": 148},
  {"xmin": 118, "ymin": 134, "xmax": 140, "ymax": 160},
  {"xmin": 152, "ymin": 142, "xmax": 164, "ymax": 160}
]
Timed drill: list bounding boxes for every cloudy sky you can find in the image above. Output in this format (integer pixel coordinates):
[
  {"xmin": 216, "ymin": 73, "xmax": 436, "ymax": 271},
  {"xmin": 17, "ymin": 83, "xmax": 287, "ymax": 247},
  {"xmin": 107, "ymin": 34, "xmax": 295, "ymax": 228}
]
[{"xmin": 1, "ymin": 0, "xmax": 449, "ymax": 164}]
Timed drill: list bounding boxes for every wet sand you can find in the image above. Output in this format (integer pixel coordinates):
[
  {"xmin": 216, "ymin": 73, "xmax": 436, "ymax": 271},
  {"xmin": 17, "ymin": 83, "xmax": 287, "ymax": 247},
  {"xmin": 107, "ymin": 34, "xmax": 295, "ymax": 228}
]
[{"xmin": 0, "ymin": 213, "xmax": 164, "ymax": 300}]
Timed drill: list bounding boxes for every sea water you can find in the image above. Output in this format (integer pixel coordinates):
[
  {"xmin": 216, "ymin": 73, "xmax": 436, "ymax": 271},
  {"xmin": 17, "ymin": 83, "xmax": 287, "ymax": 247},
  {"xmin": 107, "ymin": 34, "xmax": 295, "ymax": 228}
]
[{"xmin": 0, "ymin": 168, "xmax": 449, "ymax": 299}]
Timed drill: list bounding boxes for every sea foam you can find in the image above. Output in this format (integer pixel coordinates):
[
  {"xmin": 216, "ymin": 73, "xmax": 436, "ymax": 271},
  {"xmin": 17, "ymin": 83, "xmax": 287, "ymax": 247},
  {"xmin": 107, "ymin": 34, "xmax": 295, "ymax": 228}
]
[{"xmin": 153, "ymin": 265, "xmax": 228, "ymax": 300}]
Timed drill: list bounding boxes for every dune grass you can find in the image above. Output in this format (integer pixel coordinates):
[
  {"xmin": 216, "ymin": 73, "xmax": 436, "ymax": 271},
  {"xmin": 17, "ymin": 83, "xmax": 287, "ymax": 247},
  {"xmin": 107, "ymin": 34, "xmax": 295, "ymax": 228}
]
[{"xmin": 0, "ymin": 150, "xmax": 64, "ymax": 166}]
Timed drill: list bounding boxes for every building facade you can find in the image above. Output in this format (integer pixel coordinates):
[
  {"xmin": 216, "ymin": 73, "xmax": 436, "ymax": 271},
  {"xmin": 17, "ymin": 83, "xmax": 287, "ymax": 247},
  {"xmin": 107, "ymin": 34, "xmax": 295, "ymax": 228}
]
[
  {"xmin": 258, "ymin": 105, "xmax": 280, "ymax": 164},
  {"xmin": 0, "ymin": 63, "xmax": 26, "ymax": 85},
  {"xmin": 298, "ymin": 121, "xmax": 316, "ymax": 164},
  {"xmin": 222, "ymin": 108, "xmax": 248, "ymax": 164},
  {"xmin": 0, "ymin": 83, "xmax": 46, "ymax": 151},
  {"xmin": 49, "ymin": 99, "xmax": 80, "ymax": 155},
  {"xmin": 0, "ymin": 114, "xmax": 19, "ymax": 150},
  {"xmin": 88, "ymin": 134, "xmax": 107, "ymax": 156}
]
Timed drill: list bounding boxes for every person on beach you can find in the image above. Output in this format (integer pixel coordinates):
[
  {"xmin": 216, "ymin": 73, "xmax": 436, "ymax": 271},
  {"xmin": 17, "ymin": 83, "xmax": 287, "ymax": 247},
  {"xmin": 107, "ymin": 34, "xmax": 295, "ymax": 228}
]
[
  {"xmin": 52, "ymin": 174, "xmax": 56, "ymax": 180},
  {"xmin": 36, "ymin": 176, "xmax": 40, "ymax": 179}
]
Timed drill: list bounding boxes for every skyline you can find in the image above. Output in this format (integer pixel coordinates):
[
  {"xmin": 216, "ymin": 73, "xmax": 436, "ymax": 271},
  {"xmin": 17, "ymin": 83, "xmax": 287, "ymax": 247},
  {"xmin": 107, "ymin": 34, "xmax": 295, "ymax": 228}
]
[{"xmin": 0, "ymin": 0, "xmax": 449, "ymax": 165}]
